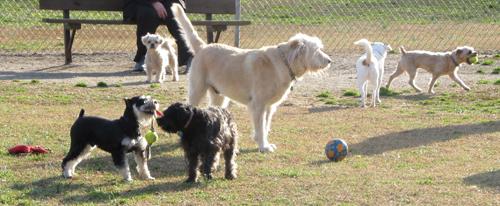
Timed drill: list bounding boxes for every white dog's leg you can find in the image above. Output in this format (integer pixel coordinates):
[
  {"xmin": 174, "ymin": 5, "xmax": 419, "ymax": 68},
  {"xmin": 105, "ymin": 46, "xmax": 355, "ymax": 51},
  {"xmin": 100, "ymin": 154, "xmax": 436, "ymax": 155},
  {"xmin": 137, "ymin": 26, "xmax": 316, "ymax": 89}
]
[
  {"xmin": 371, "ymin": 83, "xmax": 378, "ymax": 107},
  {"xmin": 250, "ymin": 104, "xmax": 275, "ymax": 152},
  {"xmin": 372, "ymin": 74, "xmax": 379, "ymax": 107},
  {"xmin": 170, "ymin": 56, "xmax": 179, "ymax": 82},
  {"xmin": 377, "ymin": 67, "xmax": 384, "ymax": 103},
  {"xmin": 146, "ymin": 66, "xmax": 153, "ymax": 83},
  {"xmin": 428, "ymin": 74, "xmax": 440, "ymax": 94},
  {"xmin": 265, "ymin": 105, "xmax": 277, "ymax": 135},
  {"xmin": 134, "ymin": 150, "xmax": 154, "ymax": 180},
  {"xmin": 357, "ymin": 79, "xmax": 366, "ymax": 108},
  {"xmin": 449, "ymin": 72, "xmax": 470, "ymax": 91},
  {"xmin": 155, "ymin": 68, "xmax": 164, "ymax": 83},
  {"xmin": 63, "ymin": 145, "xmax": 95, "ymax": 178}
]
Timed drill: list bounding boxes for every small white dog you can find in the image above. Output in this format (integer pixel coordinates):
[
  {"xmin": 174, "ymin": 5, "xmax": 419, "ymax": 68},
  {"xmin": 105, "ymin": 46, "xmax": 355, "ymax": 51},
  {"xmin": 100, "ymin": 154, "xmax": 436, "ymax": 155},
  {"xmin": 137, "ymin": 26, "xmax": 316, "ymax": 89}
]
[
  {"xmin": 354, "ymin": 39, "xmax": 392, "ymax": 107},
  {"xmin": 141, "ymin": 33, "xmax": 179, "ymax": 83},
  {"xmin": 171, "ymin": 4, "xmax": 332, "ymax": 152}
]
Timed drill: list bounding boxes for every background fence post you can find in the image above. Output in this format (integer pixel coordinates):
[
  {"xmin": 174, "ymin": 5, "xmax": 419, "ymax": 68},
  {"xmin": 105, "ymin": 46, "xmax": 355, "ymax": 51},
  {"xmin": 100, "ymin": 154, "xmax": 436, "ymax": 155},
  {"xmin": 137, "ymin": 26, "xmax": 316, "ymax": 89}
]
[{"xmin": 234, "ymin": 0, "xmax": 241, "ymax": 47}]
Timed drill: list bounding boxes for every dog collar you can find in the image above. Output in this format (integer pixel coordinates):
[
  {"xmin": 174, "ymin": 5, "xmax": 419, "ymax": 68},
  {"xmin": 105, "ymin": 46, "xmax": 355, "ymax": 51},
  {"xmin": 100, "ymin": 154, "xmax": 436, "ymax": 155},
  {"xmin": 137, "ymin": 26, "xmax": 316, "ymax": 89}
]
[
  {"xmin": 450, "ymin": 55, "xmax": 459, "ymax": 67},
  {"xmin": 184, "ymin": 110, "xmax": 194, "ymax": 129},
  {"xmin": 278, "ymin": 46, "xmax": 296, "ymax": 82}
]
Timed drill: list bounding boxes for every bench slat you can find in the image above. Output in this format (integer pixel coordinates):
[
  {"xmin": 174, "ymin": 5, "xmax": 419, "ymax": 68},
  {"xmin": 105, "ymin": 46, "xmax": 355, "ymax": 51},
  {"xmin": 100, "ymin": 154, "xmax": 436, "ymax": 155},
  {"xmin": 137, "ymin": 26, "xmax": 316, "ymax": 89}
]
[
  {"xmin": 40, "ymin": 0, "xmax": 237, "ymax": 14},
  {"xmin": 186, "ymin": 0, "xmax": 236, "ymax": 14},
  {"xmin": 40, "ymin": 0, "xmax": 123, "ymax": 11},
  {"xmin": 42, "ymin": 18, "xmax": 251, "ymax": 26}
]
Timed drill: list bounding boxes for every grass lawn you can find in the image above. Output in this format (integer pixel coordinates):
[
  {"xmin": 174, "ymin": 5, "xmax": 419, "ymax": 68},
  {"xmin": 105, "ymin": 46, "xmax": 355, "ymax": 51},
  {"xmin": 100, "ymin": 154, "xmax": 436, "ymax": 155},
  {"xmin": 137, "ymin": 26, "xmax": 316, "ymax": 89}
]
[{"xmin": 0, "ymin": 78, "xmax": 498, "ymax": 205}]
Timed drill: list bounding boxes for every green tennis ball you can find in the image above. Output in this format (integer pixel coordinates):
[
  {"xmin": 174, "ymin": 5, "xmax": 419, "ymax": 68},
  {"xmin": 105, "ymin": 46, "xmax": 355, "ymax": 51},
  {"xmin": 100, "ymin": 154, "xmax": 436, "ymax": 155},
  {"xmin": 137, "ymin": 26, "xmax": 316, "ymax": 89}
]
[
  {"xmin": 145, "ymin": 130, "xmax": 158, "ymax": 145},
  {"xmin": 468, "ymin": 56, "xmax": 479, "ymax": 64}
]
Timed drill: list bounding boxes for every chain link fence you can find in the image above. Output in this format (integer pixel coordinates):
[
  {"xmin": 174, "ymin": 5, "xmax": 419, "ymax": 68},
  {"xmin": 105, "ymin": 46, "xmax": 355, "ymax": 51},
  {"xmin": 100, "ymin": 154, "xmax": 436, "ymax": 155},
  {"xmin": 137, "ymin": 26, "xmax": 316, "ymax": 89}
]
[{"xmin": 0, "ymin": 0, "xmax": 499, "ymax": 56}]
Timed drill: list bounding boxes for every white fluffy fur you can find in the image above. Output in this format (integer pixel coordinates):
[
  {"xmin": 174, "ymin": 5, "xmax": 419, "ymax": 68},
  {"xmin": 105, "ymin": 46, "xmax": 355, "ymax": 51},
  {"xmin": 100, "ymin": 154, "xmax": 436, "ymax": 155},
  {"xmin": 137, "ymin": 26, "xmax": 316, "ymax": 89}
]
[
  {"xmin": 142, "ymin": 33, "xmax": 179, "ymax": 83},
  {"xmin": 172, "ymin": 4, "xmax": 332, "ymax": 152},
  {"xmin": 354, "ymin": 39, "xmax": 392, "ymax": 108}
]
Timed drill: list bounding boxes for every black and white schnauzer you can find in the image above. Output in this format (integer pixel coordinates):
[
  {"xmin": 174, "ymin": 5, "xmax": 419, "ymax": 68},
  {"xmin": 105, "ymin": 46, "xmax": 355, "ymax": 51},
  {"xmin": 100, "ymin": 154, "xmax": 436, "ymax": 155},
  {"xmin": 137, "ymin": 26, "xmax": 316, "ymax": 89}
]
[
  {"xmin": 62, "ymin": 95, "xmax": 160, "ymax": 181},
  {"xmin": 156, "ymin": 102, "xmax": 239, "ymax": 183}
]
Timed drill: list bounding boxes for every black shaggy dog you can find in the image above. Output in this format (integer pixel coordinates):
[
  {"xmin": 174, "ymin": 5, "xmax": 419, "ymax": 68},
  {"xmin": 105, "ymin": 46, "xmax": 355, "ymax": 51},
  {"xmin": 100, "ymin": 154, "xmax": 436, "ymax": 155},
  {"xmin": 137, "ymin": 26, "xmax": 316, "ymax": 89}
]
[
  {"xmin": 62, "ymin": 95, "xmax": 160, "ymax": 181},
  {"xmin": 156, "ymin": 102, "xmax": 238, "ymax": 183}
]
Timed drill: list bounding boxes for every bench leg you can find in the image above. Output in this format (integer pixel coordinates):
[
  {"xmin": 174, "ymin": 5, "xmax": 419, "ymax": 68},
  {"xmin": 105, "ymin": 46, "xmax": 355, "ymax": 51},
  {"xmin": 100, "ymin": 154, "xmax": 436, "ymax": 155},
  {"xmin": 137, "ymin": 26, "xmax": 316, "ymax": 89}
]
[
  {"xmin": 64, "ymin": 28, "xmax": 72, "ymax": 64},
  {"xmin": 64, "ymin": 28, "xmax": 77, "ymax": 65}
]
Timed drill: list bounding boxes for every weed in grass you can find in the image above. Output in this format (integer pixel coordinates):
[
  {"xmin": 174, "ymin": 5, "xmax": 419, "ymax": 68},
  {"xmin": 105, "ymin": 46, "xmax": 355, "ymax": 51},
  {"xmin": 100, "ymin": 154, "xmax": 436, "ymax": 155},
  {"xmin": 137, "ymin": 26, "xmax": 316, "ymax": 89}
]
[
  {"xmin": 492, "ymin": 67, "xmax": 500, "ymax": 74},
  {"xmin": 379, "ymin": 87, "xmax": 400, "ymax": 96},
  {"xmin": 343, "ymin": 89, "xmax": 360, "ymax": 97},
  {"xmin": 494, "ymin": 79, "xmax": 500, "ymax": 85},
  {"xmin": 150, "ymin": 83, "xmax": 161, "ymax": 88},
  {"xmin": 75, "ymin": 82, "xmax": 87, "ymax": 87},
  {"xmin": 30, "ymin": 79, "xmax": 40, "ymax": 84},
  {"xmin": 476, "ymin": 69, "xmax": 485, "ymax": 74},
  {"xmin": 15, "ymin": 87, "xmax": 27, "ymax": 93},
  {"xmin": 316, "ymin": 91, "xmax": 332, "ymax": 98},
  {"xmin": 494, "ymin": 54, "xmax": 500, "ymax": 58},
  {"xmin": 12, "ymin": 79, "xmax": 20, "ymax": 82},
  {"xmin": 477, "ymin": 80, "xmax": 491, "ymax": 84},
  {"xmin": 114, "ymin": 83, "xmax": 123, "ymax": 87},
  {"xmin": 97, "ymin": 82, "xmax": 108, "ymax": 88},
  {"xmin": 417, "ymin": 177, "xmax": 434, "ymax": 185},
  {"xmin": 450, "ymin": 83, "xmax": 458, "ymax": 88},
  {"xmin": 480, "ymin": 60, "xmax": 494, "ymax": 65}
]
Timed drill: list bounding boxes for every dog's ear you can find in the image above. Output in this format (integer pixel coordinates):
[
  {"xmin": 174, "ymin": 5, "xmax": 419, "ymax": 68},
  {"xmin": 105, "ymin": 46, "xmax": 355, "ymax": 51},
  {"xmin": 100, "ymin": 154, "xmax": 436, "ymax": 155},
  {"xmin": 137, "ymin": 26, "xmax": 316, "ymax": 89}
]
[
  {"xmin": 123, "ymin": 97, "xmax": 130, "ymax": 107},
  {"xmin": 289, "ymin": 39, "xmax": 304, "ymax": 49},
  {"xmin": 455, "ymin": 48, "xmax": 463, "ymax": 55},
  {"xmin": 141, "ymin": 35, "xmax": 148, "ymax": 44}
]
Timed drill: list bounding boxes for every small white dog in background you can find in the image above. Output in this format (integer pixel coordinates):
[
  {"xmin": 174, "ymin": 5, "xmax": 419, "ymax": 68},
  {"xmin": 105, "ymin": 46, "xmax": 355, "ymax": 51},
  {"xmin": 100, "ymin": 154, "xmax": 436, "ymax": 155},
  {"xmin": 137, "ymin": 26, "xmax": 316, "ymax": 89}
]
[
  {"xmin": 141, "ymin": 33, "xmax": 178, "ymax": 83},
  {"xmin": 354, "ymin": 39, "xmax": 392, "ymax": 107}
]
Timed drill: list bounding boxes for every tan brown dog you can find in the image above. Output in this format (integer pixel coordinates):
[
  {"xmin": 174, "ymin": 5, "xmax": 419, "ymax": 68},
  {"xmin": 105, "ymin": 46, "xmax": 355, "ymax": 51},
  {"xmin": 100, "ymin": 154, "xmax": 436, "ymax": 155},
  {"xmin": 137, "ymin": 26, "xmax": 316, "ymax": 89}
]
[{"xmin": 386, "ymin": 46, "xmax": 477, "ymax": 94}]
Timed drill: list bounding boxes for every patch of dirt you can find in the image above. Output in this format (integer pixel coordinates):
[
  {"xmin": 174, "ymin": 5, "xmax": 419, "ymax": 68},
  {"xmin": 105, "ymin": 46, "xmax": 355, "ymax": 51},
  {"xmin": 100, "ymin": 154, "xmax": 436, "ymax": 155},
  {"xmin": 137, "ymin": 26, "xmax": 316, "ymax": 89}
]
[{"xmin": 0, "ymin": 52, "xmax": 498, "ymax": 107}]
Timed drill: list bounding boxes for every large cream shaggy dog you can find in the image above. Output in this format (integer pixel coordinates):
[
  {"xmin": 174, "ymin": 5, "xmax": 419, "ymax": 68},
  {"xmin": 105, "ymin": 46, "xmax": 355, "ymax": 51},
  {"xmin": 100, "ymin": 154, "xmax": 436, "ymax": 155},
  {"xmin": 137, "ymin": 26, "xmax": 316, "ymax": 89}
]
[{"xmin": 172, "ymin": 4, "xmax": 332, "ymax": 152}]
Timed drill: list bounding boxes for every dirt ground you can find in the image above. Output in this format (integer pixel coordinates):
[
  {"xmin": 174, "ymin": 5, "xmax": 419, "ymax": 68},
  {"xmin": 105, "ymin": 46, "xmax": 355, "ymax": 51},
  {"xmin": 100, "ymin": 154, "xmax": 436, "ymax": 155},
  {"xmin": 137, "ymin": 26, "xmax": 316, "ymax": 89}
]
[{"xmin": 0, "ymin": 52, "xmax": 498, "ymax": 106}]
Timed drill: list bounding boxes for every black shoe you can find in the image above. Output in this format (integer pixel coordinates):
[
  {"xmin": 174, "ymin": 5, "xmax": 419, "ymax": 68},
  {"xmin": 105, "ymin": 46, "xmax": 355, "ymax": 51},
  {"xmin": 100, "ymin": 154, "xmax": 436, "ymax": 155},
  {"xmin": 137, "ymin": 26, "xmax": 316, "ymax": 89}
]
[{"xmin": 131, "ymin": 60, "xmax": 145, "ymax": 73}]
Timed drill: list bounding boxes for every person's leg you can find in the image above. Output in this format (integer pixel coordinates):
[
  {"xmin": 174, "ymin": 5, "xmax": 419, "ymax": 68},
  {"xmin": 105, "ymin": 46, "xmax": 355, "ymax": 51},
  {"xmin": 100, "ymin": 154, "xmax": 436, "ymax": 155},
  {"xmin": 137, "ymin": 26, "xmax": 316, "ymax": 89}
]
[
  {"xmin": 133, "ymin": 5, "xmax": 161, "ymax": 70},
  {"xmin": 162, "ymin": 3, "xmax": 194, "ymax": 69}
]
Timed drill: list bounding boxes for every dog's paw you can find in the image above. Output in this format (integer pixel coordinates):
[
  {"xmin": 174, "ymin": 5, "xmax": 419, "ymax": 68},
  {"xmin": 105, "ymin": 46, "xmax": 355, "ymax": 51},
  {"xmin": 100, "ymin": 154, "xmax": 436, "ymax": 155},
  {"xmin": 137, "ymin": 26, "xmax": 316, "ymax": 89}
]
[
  {"xmin": 225, "ymin": 173, "xmax": 237, "ymax": 180},
  {"xmin": 184, "ymin": 178, "xmax": 197, "ymax": 183},
  {"xmin": 464, "ymin": 87, "xmax": 471, "ymax": 91},
  {"xmin": 259, "ymin": 144, "xmax": 276, "ymax": 153},
  {"xmin": 377, "ymin": 99, "xmax": 382, "ymax": 103},
  {"xmin": 144, "ymin": 176, "xmax": 155, "ymax": 180},
  {"xmin": 124, "ymin": 177, "xmax": 133, "ymax": 182}
]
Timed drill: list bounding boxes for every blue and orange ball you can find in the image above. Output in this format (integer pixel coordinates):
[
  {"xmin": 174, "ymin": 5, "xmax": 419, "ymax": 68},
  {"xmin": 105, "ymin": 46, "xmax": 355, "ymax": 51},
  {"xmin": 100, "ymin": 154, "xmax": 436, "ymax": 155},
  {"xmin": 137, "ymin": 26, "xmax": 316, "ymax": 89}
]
[{"xmin": 325, "ymin": 139, "xmax": 348, "ymax": 162}]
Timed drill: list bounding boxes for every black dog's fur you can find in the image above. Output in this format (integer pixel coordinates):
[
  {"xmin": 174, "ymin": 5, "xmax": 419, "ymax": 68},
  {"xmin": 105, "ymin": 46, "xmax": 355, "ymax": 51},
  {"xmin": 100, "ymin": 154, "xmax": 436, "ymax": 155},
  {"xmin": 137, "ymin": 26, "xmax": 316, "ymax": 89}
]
[
  {"xmin": 62, "ymin": 96, "xmax": 158, "ymax": 181},
  {"xmin": 156, "ymin": 102, "xmax": 239, "ymax": 182}
]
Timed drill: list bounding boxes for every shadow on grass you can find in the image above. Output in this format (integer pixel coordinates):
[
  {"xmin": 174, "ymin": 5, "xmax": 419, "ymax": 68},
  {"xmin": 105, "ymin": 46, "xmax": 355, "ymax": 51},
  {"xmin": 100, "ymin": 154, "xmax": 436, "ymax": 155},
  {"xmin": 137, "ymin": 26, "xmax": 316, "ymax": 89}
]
[
  {"xmin": 463, "ymin": 170, "xmax": 500, "ymax": 191},
  {"xmin": 308, "ymin": 105, "xmax": 352, "ymax": 113},
  {"xmin": 75, "ymin": 143, "xmax": 185, "ymax": 178},
  {"xmin": 350, "ymin": 121, "xmax": 500, "ymax": 156},
  {"xmin": 0, "ymin": 70, "xmax": 143, "ymax": 81}
]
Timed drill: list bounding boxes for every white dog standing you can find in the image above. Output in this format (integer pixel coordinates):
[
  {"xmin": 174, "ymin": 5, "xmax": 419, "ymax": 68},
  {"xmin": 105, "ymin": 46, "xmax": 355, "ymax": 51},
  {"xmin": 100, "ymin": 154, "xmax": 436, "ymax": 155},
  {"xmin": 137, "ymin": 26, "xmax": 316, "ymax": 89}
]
[
  {"xmin": 354, "ymin": 39, "xmax": 392, "ymax": 107},
  {"xmin": 171, "ymin": 4, "xmax": 332, "ymax": 152},
  {"xmin": 141, "ymin": 33, "xmax": 179, "ymax": 83}
]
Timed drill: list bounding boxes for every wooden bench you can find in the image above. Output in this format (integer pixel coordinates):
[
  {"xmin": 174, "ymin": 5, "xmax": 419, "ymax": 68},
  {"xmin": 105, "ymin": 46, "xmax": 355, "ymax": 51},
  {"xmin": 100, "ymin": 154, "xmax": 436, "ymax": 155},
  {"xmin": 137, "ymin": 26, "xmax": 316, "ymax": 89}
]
[{"xmin": 39, "ymin": 0, "xmax": 250, "ymax": 64}]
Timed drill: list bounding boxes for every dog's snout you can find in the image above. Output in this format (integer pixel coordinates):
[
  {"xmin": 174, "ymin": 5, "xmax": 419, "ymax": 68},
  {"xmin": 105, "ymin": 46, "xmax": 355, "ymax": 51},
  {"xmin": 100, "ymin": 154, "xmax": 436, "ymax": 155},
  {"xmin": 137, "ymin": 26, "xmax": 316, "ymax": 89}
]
[{"xmin": 150, "ymin": 44, "xmax": 155, "ymax": 49}]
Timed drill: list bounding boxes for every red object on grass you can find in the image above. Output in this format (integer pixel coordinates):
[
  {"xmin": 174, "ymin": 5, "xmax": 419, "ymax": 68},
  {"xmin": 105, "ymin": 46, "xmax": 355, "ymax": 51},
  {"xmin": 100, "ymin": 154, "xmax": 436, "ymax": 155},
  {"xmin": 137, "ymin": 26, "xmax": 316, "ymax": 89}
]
[{"xmin": 8, "ymin": 145, "xmax": 49, "ymax": 154}]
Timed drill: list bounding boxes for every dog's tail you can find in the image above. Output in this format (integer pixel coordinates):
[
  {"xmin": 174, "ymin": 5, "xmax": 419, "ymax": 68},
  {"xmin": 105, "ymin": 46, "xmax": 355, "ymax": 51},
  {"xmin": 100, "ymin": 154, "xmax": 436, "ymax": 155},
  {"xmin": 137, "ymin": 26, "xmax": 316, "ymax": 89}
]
[
  {"xmin": 354, "ymin": 38, "xmax": 373, "ymax": 65},
  {"xmin": 399, "ymin": 46, "xmax": 407, "ymax": 55},
  {"xmin": 161, "ymin": 38, "xmax": 176, "ymax": 54},
  {"xmin": 78, "ymin": 109, "xmax": 85, "ymax": 118},
  {"xmin": 171, "ymin": 3, "xmax": 206, "ymax": 54}
]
